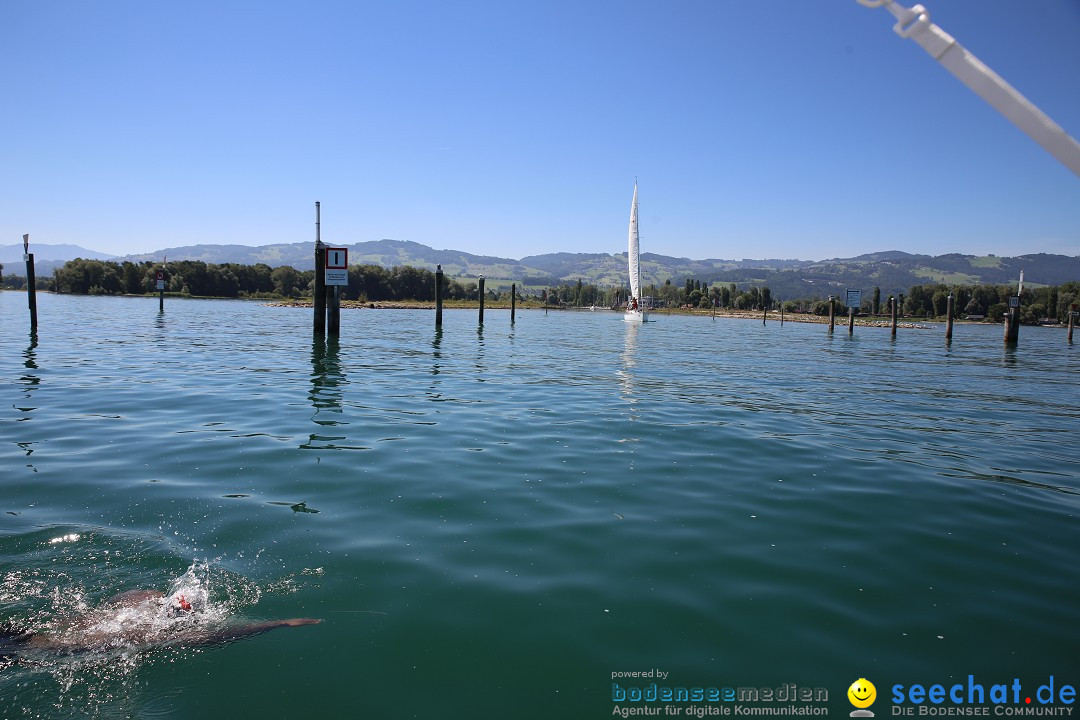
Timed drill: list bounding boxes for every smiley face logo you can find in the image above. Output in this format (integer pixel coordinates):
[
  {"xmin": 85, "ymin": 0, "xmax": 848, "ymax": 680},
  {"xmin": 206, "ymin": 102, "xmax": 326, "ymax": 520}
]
[{"xmin": 848, "ymin": 678, "xmax": 876, "ymax": 716}]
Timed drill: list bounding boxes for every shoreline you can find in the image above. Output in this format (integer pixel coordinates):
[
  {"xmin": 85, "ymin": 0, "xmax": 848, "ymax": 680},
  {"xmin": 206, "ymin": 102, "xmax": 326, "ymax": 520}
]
[
  {"xmin": 14, "ymin": 291, "xmax": 1060, "ymax": 329},
  {"xmin": 265, "ymin": 299, "xmax": 938, "ymax": 328}
]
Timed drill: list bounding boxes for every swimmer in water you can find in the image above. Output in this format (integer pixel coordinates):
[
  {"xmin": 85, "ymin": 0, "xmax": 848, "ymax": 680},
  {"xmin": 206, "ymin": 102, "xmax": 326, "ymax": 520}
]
[{"xmin": 0, "ymin": 588, "xmax": 320, "ymax": 659}]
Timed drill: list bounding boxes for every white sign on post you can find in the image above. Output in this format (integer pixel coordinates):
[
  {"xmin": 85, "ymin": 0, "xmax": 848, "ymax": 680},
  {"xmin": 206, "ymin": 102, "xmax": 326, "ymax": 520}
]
[
  {"xmin": 324, "ymin": 247, "xmax": 349, "ymax": 286},
  {"xmin": 845, "ymin": 289, "xmax": 862, "ymax": 309}
]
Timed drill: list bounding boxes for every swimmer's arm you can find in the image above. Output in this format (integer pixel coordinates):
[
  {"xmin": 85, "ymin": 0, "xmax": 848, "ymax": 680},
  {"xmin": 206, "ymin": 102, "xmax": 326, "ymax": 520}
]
[{"xmin": 192, "ymin": 618, "xmax": 321, "ymax": 645}]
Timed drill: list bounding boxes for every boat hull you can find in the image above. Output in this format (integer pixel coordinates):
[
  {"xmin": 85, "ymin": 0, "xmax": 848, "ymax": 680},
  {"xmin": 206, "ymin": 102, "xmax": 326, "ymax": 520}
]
[{"xmin": 623, "ymin": 310, "xmax": 648, "ymax": 323}]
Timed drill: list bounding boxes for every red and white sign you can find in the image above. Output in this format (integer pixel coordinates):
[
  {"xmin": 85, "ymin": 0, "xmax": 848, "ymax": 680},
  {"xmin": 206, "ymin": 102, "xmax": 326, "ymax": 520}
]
[
  {"xmin": 324, "ymin": 247, "xmax": 349, "ymax": 286},
  {"xmin": 325, "ymin": 247, "xmax": 348, "ymax": 269}
]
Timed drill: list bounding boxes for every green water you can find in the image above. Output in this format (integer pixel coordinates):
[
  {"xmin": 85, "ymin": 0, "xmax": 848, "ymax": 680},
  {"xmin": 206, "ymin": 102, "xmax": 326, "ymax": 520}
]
[{"xmin": 2, "ymin": 293, "xmax": 1078, "ymax": 719}]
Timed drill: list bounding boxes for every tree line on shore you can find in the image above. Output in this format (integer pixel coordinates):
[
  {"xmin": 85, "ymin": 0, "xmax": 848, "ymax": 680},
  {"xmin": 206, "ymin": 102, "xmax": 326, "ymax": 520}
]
[
  {"xmin": 2, "ymin": 258, "xmax": 1076, "ymax": 324},
  {"xmin": 544, "ymin": 276, "xmax": 1077, "ymax": 323},
  {"xmin": 0, "ymin": 258, "xmax": 513, "ymax": 303}
]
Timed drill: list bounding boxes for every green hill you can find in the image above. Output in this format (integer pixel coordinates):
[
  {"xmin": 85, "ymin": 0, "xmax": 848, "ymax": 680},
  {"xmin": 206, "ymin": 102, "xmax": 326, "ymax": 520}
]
[{"xmin": 112, "ymin": 241, "xmax": 1078, "ymax": 300}]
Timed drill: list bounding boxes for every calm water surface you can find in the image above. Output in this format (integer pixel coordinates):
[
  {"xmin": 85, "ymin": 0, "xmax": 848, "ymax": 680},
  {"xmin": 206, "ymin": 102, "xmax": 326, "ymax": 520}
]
[{"xmin": 2, "ymin": 293, "xmax": 1078, "ymax": 719}]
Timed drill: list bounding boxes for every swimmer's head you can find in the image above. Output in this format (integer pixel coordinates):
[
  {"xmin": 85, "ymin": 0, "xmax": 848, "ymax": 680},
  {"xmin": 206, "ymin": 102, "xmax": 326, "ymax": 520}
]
[{"xmin": 174, "ymin": 594, "xmax": 192, "ymax": 612}]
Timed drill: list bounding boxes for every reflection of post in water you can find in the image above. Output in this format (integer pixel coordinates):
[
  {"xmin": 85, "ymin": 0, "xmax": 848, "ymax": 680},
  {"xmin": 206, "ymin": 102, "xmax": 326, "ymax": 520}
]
[
  {"xmin": 475, "ymin": 323, "xmax": 486, "ymax": 380},
  {"xmin": 20, "ymin": 331, "xmax": 41, "ymax": 399},
  {"xmin": 18, "ymin": 331, "xmax": 41, "ymax": 472},
  {"xmin": 303, "ymin": 336, "xmax": 347, "ymax": 449},
  {"xmin": 428, "ymin": 328, "xmax": 444, "ymax": 401},
  {"xmin": 24, "ymin": 331, "xmax": 39, "ymax": 371},
  {"xmin": 431, "ymin": 328, "xmax": 443, "ymax": 376}
]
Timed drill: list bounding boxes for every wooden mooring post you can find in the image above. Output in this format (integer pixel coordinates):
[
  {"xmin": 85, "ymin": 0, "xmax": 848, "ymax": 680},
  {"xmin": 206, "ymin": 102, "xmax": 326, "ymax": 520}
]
[
  {"xmin": 890, "ymin": 297, "xmax": 898, "ymax": 338},
  {"xmin": 328, "ymin": 282, "xmax": 340, "ymax": 336},
  {"xmin": 1068, "ymin": 304, "xmax": 1076, "ymax": 343},
  {"xmin": 1004, "ymin": 297, "xmax": 1020, "ymax": 344},
  {"xmin": 848, "ymin": 306, "xmax": 855, "ymax": 336},
  {"xmin": 23, "ymin": 234, "xmax": 37, "ymax": 330},
  {"xmin": 945, "ymin": 293, "xmax": 954, "ymax": 340},
  {"xmin": 828, "ymin": 296, "xmax": 835, "ymax": 334},
  {"xmin": 155, "ymin": 260, "xmax": 166, "ymax": 312},
  {"xmin": 478, "ymin": 275, "xmax": 485, "ymax": 324},
  {"xmin": 435, "ymin": 265, "xmax": 444, "ymax": 328},
  {"xmin": 313, "ymin": 202, "xmax": 326, "ymax": 335},
  {"xmin": 1004, "ymin": 272, "xmax": 1024, "ymax": 344},
  {"xmin": 511, "ymin": 283, "xmax": 516, "ymax": 323}
]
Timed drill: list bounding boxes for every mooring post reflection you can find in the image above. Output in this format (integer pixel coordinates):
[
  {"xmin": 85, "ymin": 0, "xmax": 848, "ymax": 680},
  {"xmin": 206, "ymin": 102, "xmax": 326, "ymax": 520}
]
[
  {"xmin": 431, "ymin": 327, "xmax": 443, "ymax": 376},
  {"xmin": 23, "ymin": 331, "xmax": 38, "ymax": 371},
  {"xmin": 427, "ymin": 327, "xmax": 444, "ymax": 403},
  {"xmin": 475, "ymin": 322, "xmax": 487, "ymax": 381},
  {"xmin": 17, "ymin": 331, "xmax": 40, "ymax": 472},
  {"xmin": 303, "ymin": 336, "xmax": 347, "ymax": 450},
  {"xmin": 18, "ymin": 331, "xmax": 40, "ymax": 403}
]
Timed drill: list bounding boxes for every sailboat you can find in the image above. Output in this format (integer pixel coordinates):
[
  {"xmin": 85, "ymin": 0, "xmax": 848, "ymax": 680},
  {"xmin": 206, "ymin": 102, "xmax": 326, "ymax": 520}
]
[{"xmin": 624, "ymin": 181, "xmax": 648, "ymax": 323}]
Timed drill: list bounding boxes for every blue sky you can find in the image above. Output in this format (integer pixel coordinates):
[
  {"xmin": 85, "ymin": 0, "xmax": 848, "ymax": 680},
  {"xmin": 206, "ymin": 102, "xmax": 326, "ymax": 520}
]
[{"xmin": 3, "ymin": 0, "xmax": 1078, "ymax": 262}]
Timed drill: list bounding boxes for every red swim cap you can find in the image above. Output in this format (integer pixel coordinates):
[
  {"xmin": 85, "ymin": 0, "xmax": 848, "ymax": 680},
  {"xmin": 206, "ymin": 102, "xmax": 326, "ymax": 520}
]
[{"xmin": 176, "ymin": 594, "xmax": 192, "ymax": 611}]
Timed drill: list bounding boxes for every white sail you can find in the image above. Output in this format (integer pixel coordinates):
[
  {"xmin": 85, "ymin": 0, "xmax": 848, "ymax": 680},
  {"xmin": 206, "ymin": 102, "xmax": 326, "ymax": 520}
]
[
  {"xmin": 624, "ymin": 181, "xmax": 647, "ymax": 323},
  {"xmin": 627, "ymin": 182, "xmax": 641, "ymax": 301}
]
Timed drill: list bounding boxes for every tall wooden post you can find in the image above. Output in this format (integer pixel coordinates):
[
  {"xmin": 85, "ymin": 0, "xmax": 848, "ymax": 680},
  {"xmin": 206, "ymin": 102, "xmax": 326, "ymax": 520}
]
[
  {"xmin": 780, "ymin": 304, "xmax": 784, "ymax": 326},
  {"xmin": 828, "ymin": 297, "xmax": 835, "ymax": 334},
  {"xmin": 511, "ymin": 283, "xmax": 516, "ymax": 323},
  {"xmin": 762, "ymin": 306, "xmax": 767, "ymax": 325},
  {"xmin": 313, "ymin": 202, "xmax": 326, "ymax": 335},
  {"xmin": 25, "ymin": 252, "xmax": 38, "ymax": 330},
  {"xmin": 890, "ymin": 297, "xmax": 898, "ymax": 337},
  {"xmin": 478, "ymin": 275, "xmax": 485, "ymax": 324},
  {"xmin": 945, "ymin": 293, "xmax": 954, "ymax": 340},
  {"xmin": 1004, "ymin": 298, "xmax": 1020, "ymax": 343},
  {"xmin": 1004, "ymin": 272, "xmax": 1023, "ymax": 344},
  {"xmin": 435, "ymin": 264, "xmax": 443, "ymax": 328},
  {"xmin": 1067, "ymin": 305, "xmax": 1075, "ymax": 343},
  {"xmin": 848, "ymin": 306, "xmax": 855, "ymax": 335}
]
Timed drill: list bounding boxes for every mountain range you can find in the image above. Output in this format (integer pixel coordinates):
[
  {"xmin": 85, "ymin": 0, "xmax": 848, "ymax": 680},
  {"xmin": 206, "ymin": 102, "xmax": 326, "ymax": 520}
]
[{"xmin": 3, "ymin": 241, "xmax": 1077, "ymax": 300}]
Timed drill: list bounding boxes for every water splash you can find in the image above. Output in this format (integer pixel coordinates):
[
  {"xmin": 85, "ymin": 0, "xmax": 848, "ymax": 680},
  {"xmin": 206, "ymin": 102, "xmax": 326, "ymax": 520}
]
[{"xmin": 0, "ymin": 558, "xmax": 268, "ymax": 717}]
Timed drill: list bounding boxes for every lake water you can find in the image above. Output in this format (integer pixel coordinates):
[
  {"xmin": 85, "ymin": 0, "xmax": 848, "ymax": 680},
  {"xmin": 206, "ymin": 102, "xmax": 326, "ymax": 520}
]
[{"xmin": 2, "ymin": 292, "xmax": 1078, "ymax": 719}]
